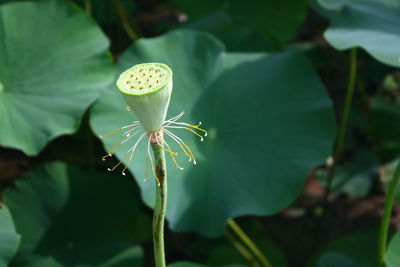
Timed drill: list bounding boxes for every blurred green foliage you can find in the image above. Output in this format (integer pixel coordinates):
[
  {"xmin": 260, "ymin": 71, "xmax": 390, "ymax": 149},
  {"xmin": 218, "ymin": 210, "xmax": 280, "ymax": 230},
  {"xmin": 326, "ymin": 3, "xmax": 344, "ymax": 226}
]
[
  {"xmin": 385, "ymin": 232, "xmax": 400, "ymax": 267},
  {"xmin": 0, "ymin": 0, "xmax": 399, "ymax": 266}
]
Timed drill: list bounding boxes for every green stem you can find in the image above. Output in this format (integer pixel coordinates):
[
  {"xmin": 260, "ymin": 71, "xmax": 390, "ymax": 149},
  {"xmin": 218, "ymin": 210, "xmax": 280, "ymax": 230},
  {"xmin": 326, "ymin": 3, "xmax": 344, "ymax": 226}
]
[
  {"xmin": 112, "ymin": 0, "xmax": 139, "ymax": 41},
  {"xmin": 84, "ymin": 0, "xmax": 91, "ymax": 16},
  {"xmin": 225, "ymin": 231, "xmax": 261, "ymax": 267},
  {"xmin": 227, "ymin": 219, "xmax": 272, "ymax": 267},
  {"xmin": 377, "ymin": 162, "xmax": 400, "ymax": 267},
  {"xmin": 152, "ymin": 143, "xmax": 167, "ymax": 267},
  {"xmin": 324, "ymin": 48, "xmax": 357, "ymax": 200}
]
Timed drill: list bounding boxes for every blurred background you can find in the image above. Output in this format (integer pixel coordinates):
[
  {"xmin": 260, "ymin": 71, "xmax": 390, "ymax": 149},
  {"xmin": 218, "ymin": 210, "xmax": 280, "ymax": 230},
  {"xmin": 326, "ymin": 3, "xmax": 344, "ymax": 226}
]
[{"xmin": 1, "ymin": 0, "xmax": 400, "ymax": 266}]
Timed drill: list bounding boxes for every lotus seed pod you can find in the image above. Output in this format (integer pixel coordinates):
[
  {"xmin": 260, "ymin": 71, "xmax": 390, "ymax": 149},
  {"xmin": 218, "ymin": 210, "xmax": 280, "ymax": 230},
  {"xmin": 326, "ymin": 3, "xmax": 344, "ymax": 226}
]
[{"xmin": 116, "ymin": 63, "xmax": 173, "ymax": 132}]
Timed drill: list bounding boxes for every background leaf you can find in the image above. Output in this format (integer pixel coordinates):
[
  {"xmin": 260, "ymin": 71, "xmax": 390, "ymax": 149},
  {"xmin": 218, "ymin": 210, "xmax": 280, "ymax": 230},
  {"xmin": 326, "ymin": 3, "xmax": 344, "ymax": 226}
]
[
  {"xmin": 0, "ymin": 203, "xmax": 20, "ymax": 266},
  {"xmin": 175, "ymin": 0, "xmax": 308, "ymax": 50},
  {"xmin": 168, "ymin": 262, "xmax": 207, "ymax": 267},
  {"xmin": 316, "ymin": 253, "xmax": 363, "ymax": 267},
  {"xmin": 90, "ymin": 29, "xmax": 336, "ymax": 236},
  {"xmin": 385, "ymin": 231, "xmax": 400, "ymax": 267},
  {"xmin": 368, "ymin": 96, "xmax": 400, "ymax": 162},
  {"xmin": 310, "ymin": 229, "xmax": 379, "ymax": 267},
  {"xmin": 321, "ymin": 0, "xmax": 400, "ymax": 67},
  {"xmin": 316, "ymin": 149, "xmax": 379, "ymax": 198},
  {"xmin": 0, "ymin": 0, "xmax": 114, "ymax": 155},
  {"xmin": 4, "ymin": 162, "xmax": 148, "ymax": 266}
]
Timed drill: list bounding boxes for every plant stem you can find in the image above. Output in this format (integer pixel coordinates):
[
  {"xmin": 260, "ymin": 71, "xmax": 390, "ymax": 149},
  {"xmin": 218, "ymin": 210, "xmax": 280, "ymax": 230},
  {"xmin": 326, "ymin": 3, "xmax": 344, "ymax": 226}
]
[
  {"xmin": 112, "ymin": 0, "xmax": 140, "ymax": 41},
  {"xmin": 324, "ymin": 48, "xmax": 357, "ymax": 201},
  {"xmin": 225, "ymin": 230, "xmax": 261, "ymax": 267},
  {"xmin": 151, "ymin": 143, "xmax": 167, "ymax": 267},
  {"xmin": 84, "ymin": 0, "xmax": 91, "ymax": 16},
  {"xmin": 377, "ymin": 162, "xmax": 400, "ymax": 267},
  {"xmin": 227, "ymin": 219, "xmax": 272, "ymax": 267}
]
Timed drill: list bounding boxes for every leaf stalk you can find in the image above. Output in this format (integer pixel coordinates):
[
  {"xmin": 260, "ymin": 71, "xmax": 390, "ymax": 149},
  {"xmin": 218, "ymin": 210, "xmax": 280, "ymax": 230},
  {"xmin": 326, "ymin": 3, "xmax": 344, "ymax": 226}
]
[
  {"xmin": 152, "ymin": 142, "xmax": 167, "ymax": 267},
  {"xmin": 227, "ymin": 219, "xmax": 272, "ymax": 267},
  {"xmin": 324, "ymin": 48, "xmax": 358, "ymax": 201},
  {"xmin": 377, "ymin": 162, "xmax": 400, "ymax": 267}
]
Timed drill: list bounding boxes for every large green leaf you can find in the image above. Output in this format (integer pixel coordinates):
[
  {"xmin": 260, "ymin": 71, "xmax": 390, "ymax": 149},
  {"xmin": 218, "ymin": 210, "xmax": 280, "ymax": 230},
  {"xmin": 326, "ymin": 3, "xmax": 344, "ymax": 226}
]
[
  {"xmin": 316, "ymin": 253, "xmax": 363, "ymax": 267},
  {"xmin": 368, "ymin": 96, "xmax": 400, "ymax": 161},
  {"xmin": 320, "ymin": 0, "xmax": 400, "ymax": 67},
  {"xmin": 90, "ymin": 29, "xmax": 335, "ymax": 236},
  {"xmin": 310, "ymin": 229, "xmax": 379, "ymax": 267},
  {"xmin": 0, "ymin": 203, "xmax": 20, "ymax": 266},
  {"xmin": 4, "ymin": 162, "xmax": 148, "ymax": 266},
  {"xmin": 187, "ymin": 10, "xmax": 272, "ymax": 52},
  {"xmin": 0, "ymin": 0, "xmax": 114, "ymax": 155},
  {"xmin": 227, "ymin": 0, "xmax": 307, "ymax": 47},
  {"xmin": 175, "ymin": 0, "xmax": 307, "ymax": 49},
  {"xmin": 317, "ymin": 0, "xmax": 399, "ymax": 12},
  {"xmin": 381, "ymin": 158, "xmax": 400, "ymax": 203},
  {"xmin": 386, "ymin": 231, "xmax": 400, "ymax": 267},
  {"xmin": 168, "ymin": 262, "xmax": 206, "ymax": 267}
]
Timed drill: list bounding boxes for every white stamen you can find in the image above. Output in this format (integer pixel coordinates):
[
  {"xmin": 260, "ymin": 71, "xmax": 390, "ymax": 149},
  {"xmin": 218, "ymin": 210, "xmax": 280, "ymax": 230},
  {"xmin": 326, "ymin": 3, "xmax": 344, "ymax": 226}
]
[
  {"xmin": 121, "ymin": 123, "xmax": 138, "ymax": 129},
  {"xmin": 163, "ymin": 112, "xmax": 185, "ymax": 127},
  {"xmin": 121, "ymin": 129, "xmax": 144, "ymax": 144},
  {"xmin": 165, "ymin": 126, "xmax": 205, "ymax": 141},
  {"xmin": 127, "ymin": 132, "xmax": 147, "ymax": 154},
  {"xmin": 163, "ymin": 138, "xmax": 184, "ymax": 170},
  {"xmin": 164, "ymin": 129, "xmax": 198, "ymax": 165},
  {"xmin": 164, "ymin": 130, "xmax": 192, "ymax": 161}
]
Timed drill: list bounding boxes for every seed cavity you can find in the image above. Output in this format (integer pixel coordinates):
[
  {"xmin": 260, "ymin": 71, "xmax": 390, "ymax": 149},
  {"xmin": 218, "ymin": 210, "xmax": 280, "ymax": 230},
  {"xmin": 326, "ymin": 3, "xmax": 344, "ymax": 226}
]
[{"xmin": 123, "ymin": 64, "xmax": 170, "ymax": 92}]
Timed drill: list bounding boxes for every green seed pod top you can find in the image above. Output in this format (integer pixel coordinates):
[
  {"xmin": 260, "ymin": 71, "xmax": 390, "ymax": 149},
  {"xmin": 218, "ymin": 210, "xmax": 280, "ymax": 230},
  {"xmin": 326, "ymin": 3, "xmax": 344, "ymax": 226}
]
[{"xmin": 116, "ymin": 63, "xmax": 173, "ymax": 132}]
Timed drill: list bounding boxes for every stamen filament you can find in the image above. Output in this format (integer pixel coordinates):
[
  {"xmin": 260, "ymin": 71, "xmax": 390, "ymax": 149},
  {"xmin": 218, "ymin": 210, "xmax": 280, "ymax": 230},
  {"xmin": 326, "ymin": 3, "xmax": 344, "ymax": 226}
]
[
  {"xmin": 99, "ymin": 128, "xmax": 122, "ymax": 139},
  {"xmin": 162, "ymin": 138, "xmax": 184, "ymax": 170},
  {"xmin": 99, "ymin": 122, "xmax": 139, "ymax": 138},
  {"xmin": 164, "ymin": 111, "xmax": 184, "ymax": 125},
  {"xmin": 102, "ymin": 144, "xmax": 122, "ymax": 161},
  {"xmin": 155, "ymin": 134, "xmax": 178, "ymax": 156},
  {"xmin": 101, "ymin": 127, "xmax": 142, "ymax": 161},
  {"xmin": 164, "ymin": 129, "xmax": 197, "ymax": 164},
  {"xmin": 166, "ymin": 126, "xmax": 204, "ymax": 141},
  {"xmin": 120, "ymin": 132, "xmax": 147, "ymax": 175},
  {"xmin": 121, "ymin": 129, "xmax": 143, "ymax": 144},
  {"xmin": 164, "ymin": 130, "xmax": 192, "ymax": 160},
  {"xmin": 166, "ymin": 121, "xmax": 207, "ymax": 136}
]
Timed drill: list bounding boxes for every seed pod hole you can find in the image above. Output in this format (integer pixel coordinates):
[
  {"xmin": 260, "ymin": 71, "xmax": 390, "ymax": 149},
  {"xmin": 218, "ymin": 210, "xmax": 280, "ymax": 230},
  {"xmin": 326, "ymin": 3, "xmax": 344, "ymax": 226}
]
[{"xmin": 118, "ymin": 63, "xmax": 172, "ymax": 93}]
